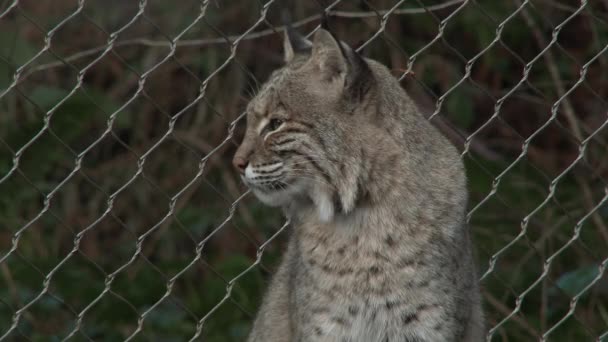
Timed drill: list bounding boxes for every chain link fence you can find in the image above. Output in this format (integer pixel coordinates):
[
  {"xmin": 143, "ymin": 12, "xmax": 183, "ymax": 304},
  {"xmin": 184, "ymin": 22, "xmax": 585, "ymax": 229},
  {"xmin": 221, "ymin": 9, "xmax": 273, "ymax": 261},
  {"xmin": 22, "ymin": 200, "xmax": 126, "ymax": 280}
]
[{"xmin": 0, "ymin": 0, "xmax": 607, "ymax": 341}]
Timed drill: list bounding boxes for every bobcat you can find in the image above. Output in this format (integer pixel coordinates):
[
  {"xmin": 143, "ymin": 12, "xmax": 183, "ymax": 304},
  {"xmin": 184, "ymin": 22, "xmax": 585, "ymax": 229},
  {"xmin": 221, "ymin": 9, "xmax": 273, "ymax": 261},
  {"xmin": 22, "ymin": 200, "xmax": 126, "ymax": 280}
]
[{"xmin": 232, "ymin": 25, "xmax": 484, "ymax": 342}]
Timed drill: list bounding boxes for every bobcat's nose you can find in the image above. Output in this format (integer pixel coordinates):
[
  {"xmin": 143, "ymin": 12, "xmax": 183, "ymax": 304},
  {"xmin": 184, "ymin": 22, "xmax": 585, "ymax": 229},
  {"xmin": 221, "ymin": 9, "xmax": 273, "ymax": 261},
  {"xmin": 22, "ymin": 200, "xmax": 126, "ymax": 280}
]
[{"xmin": 232, "ymin": 155, "xmax": 249, "ymax": 174}]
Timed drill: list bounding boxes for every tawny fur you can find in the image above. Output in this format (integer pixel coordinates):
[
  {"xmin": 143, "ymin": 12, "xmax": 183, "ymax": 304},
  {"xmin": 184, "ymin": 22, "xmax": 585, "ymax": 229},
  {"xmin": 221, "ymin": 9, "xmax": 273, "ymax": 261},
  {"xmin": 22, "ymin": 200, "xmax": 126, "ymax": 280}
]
[{"xmin": 233, "ymin": 27, "xmax": 484, "ymax": 342}]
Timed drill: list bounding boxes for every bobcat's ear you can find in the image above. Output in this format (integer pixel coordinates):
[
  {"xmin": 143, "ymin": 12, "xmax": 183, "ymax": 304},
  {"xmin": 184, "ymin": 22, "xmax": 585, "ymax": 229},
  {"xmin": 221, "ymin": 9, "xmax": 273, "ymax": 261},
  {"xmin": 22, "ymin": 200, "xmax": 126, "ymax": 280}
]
[
  {"xmin": 283, "ymin": 15, "xmax": 312, "ymax": 62},
  {"xmin": 311, "ymin": 29, "xmax": 374, "ymax": 102},
  {"xmin": 311, "ymin": 29, "xmax": 347, "ymax": 79}
]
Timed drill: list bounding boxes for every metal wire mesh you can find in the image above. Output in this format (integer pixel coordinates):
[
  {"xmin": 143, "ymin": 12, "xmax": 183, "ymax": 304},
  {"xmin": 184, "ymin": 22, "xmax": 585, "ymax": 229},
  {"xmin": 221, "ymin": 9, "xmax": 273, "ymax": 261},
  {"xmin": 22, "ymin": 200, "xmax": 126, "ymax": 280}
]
[{"xmin": 0, "ymin": 0, "xmax": 607, "ymax": 341}]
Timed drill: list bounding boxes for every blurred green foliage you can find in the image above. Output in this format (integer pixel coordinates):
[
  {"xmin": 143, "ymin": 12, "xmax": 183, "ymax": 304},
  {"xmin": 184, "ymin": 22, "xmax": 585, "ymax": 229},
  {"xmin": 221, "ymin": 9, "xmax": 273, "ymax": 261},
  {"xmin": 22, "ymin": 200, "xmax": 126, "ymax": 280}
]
[{"xmin": 0, "ymin": 0, "xmax": 607, "ymax": 341}]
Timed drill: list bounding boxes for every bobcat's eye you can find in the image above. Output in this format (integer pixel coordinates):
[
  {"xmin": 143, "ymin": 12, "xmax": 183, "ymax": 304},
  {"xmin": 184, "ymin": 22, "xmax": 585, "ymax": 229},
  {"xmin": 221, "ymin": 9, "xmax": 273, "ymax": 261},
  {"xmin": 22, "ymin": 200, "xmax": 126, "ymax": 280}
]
[{"xmin": 267, "ymin": 118, "xmax": 283, "ymax": 131}]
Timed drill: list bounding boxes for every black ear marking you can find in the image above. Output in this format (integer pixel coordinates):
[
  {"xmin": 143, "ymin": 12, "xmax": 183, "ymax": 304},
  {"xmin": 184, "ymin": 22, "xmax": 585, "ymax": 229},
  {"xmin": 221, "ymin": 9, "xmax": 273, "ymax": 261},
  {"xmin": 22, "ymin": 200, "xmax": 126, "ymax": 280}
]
[
  {"xmin": 343, "ymin": 44, "xmax": 374, "ymax": 102},
  {"xmin": 315, "ymin": 14, "xmax": 374, "ymax": 102},
  {"xmin": 282, "ymin": 10, "xmax": 312, "ymax": 62},
  {"xmin": 321, "ymin": 12, "xmax": 331, "ymax": 31}
]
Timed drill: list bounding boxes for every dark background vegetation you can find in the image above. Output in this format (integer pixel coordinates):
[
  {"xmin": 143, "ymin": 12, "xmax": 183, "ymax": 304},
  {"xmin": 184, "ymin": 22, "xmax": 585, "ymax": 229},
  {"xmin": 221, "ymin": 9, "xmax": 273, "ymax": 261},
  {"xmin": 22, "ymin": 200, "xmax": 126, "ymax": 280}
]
[{"xmin": 0, "ymin": 0, "xmax": 607, "ymax": 341}]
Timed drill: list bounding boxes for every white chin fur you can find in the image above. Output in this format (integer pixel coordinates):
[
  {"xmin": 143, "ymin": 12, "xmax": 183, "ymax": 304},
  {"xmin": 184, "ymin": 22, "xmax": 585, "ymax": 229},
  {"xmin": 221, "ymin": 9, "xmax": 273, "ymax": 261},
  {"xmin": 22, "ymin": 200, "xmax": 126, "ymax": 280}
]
[
  {"xmin": 249, "ymin": 179, "xmax": 335, "ymax": 223},
  {"xmin": 251, "ymin": 180, "xmax": 304, "ymax": 207}
]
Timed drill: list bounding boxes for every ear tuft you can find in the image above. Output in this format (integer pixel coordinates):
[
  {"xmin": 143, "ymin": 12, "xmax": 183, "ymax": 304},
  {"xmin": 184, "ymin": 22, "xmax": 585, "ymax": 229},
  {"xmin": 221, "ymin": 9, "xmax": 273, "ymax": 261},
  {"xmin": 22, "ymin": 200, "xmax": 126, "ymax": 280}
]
[
  {"xmin": 343, "ymin": 46, "xmax": 374, "ymax": 102},
  {"xmin": 282, "ymin": 11, "xmax": 312, "ymax": 62}
]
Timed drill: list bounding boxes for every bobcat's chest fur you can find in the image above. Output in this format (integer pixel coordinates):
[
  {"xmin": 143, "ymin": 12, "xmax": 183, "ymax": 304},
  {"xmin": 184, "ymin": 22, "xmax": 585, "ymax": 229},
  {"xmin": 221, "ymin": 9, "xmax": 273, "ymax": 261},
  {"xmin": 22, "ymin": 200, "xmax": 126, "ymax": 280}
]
[
  {"xmin": 296, "ymin": 218, "xmax": 405, "ymax": 296},
  {"xmin": 289, "ymin": 215, "xmax": 443, "ymax": 341}
]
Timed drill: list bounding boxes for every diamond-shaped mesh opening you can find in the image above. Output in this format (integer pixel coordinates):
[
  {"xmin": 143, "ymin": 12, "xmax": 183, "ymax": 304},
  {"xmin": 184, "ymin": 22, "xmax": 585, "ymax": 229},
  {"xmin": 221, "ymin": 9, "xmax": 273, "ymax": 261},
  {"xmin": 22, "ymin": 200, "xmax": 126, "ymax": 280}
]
[
  {"xmin": 0, "ymin": 300, "xmax": 12, "ymax": 337},
  {"xmin": 82, "ymin": 1, "xmax": 140, "ymax": 33},
  {"xmin": 0, "ymin": 169, "xmax": 46, "ymax": 238},
  {"xmin": 138, "ymin": 296, "xmax": 198, "ymax": 340},
  {"xmin": 74, "ymin": 213, "xmax": 138, "ymax": 273},
  {"xmin": 135, "ymin": 219, "xmax": 198, "ymax": 278},
  {"xmin": 16, "ymin": 292, "xmax": 77, "ymax": 339},
  {"xmin": 49, "ymin": 252, "xmax": 107, "ymax": 312},
  {"xmin": 110, "ymin": 257, "xmax": 167, "ymax": 313},
  {"xmin": 78, "ymin": 134, "xmax": 140, "ymax": 198},
  {"xmin": 1, "ymin": 0, "xmax": 608, "ymax": 340},
  {"xmin": 79, "ymin": 290, "xmax": 140, "ymax": 340},
  {"xmin": 144, "ymin": 0, "xmax": 202, "ymax": 39},
  {"xmin": 1, "ymin": 252, "xmax": 45, "ymax": 311},
  {"xmin": 0, "ymin": 6, "xmax": 49, "ymax": 69}
]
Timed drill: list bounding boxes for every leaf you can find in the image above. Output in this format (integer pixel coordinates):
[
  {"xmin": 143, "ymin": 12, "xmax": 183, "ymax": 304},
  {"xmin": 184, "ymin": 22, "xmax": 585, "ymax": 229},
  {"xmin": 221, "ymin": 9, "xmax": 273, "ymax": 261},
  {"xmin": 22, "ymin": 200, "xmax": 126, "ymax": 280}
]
[{"xmin": 553, "ymin": 264, "xmax": 600, "ymax": 298}]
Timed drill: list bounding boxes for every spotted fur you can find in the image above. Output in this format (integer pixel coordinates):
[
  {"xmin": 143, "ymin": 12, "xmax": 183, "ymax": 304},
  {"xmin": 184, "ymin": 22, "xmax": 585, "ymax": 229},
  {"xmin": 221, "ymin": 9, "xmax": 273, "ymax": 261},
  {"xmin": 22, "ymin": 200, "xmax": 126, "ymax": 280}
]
[{"xmin": 233, "ymin": 27, "xmax": 484, "ymax": 342}]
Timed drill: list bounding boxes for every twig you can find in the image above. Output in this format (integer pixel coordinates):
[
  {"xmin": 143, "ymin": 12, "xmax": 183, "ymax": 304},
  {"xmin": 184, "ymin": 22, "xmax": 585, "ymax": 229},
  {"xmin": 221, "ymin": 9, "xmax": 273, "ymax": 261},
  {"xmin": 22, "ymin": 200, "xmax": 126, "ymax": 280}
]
[
  {"xmin": 328, "ymin": 0, "xmax": 464, "ymax": 18},
  {"xmin": 538, "ymin": 0, "xmax": 608, "ymax": 20},
  {"xmin": 484, "ymin": 290, "xmax": 541, "ymax": 338},
  {"xmin": 577, "ymin": 178, "xmax": 608, "ymax": 245},
  {"xmin": 0, "ymin": 263, "xmax": 19, "ymax": 308},
  {"xmin": 21, "ymin": 0, "xmax": 465, "ymax": 79},
  {"xmin": 518, "ymin": 2, "xmax": 584, "ymax": 141},
  {"xmin": 518, "ymin": 0, "xmax": 608, "ymax": 254}
]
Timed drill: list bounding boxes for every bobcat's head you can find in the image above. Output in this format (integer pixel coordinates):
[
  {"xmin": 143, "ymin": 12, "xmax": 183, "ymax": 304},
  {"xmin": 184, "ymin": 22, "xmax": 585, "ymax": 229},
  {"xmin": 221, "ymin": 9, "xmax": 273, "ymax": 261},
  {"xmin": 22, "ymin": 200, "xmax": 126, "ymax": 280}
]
[{"xmin": 232, "ymin": 27, "xmax": 377, "ymax": 222}]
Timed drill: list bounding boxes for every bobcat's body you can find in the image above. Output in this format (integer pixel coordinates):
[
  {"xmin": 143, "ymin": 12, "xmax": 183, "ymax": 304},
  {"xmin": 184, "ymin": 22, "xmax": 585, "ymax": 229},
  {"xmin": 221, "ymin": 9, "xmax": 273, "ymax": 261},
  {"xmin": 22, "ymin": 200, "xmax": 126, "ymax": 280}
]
[{"xmin": 233, "ymin": 26, "xmax": 483, "ymax": 342}]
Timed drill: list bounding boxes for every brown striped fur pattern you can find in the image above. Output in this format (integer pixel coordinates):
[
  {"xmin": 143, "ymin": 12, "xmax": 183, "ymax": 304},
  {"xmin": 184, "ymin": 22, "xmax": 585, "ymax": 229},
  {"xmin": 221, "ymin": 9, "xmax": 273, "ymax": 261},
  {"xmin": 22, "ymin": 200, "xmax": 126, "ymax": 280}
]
[{"xmin": 233, "ymin": 28, "xmax": 484, "ymax": 342}]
